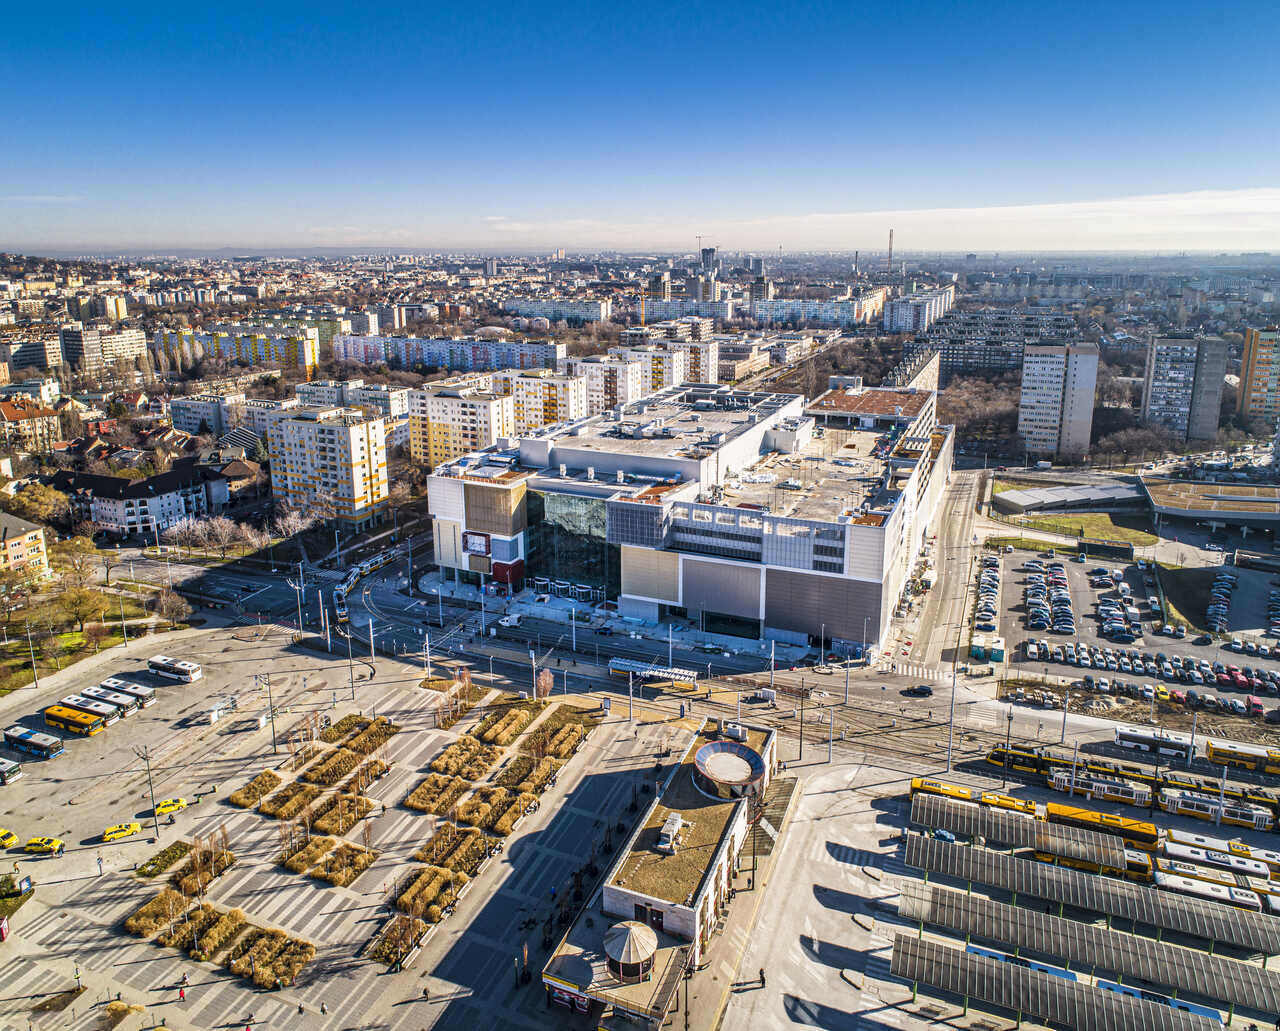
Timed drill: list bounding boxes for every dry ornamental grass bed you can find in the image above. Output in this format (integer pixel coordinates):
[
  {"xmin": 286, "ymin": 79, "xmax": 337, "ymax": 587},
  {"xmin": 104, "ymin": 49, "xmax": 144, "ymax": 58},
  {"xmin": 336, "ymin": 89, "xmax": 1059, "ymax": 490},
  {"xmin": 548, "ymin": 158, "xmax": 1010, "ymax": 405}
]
[
  {"xmin": 320, "ymin": 713, "xmax": 367, "ymax": 744},
  {"xmin": 124, "ymin": 889, "xmax": 189, "ymax": 937},
  {"xmin": 259, "ymin": 782, "xmax": 323, "ymax": 819},
  {"xmin": 280, "ymin": 835, "xmax": 336, "ymax": 873},
  {"xmin": 495, "ymin": 756, "xmax": 561, "ymax": 795},
  {"xmin": 412, "ymin": 824, "xmax": 490, "ymax": 876},
  {"xmin": 340, "ymin": 757, "xmax": 388, "ymax": 794},
  {"xmin": 396, "ymin": 864, "xmax": 467, "ymax": 922},
  {"xmin": 311, "ymin": 794, "xmax": 373, "ymax": 836},
  {"xmin": 456, "ymin": 786, "xmax": 537, "ymax": 836},
  {"xmin": 474, "ymin": 701, "xmax": 545, "ymax": 746},
  {"xmin": 157, "ymin": 903, "xmax": 220, "ymax": 950},
  {"xmin": 346, "ymin": 715, "xmax": 401, "ymax": 755},
  {"xmin": 171, "ymin": 848, "xmax": 235, "ymax": 897},
  {"xmin": 429, "ymin": 736, "xmax": 500, "ymax": 781},
  {"xmin": 310, "ymin": 842, "xmax": 378, "ymax": 887},
  {"xmin": 191, "ymin": 908, "xmax": 245, "ymax": 962},
  {"xmin": 369, "ymin": 914, "xmax": 427, "ymax": 965},
  {"xmin": 404, "ymin": 773, "xmax": 470, "ymax": 815},
  {"xmin": 302, "ymin": 747, "xmax": 365, "ymax": 786},
  {"xmin": 227, "ymin": 927, "xmax": 315, "ymax": 987},
  {"xmin": 228, "ymin": 770, "xmax": 282, "ymax": 808}
]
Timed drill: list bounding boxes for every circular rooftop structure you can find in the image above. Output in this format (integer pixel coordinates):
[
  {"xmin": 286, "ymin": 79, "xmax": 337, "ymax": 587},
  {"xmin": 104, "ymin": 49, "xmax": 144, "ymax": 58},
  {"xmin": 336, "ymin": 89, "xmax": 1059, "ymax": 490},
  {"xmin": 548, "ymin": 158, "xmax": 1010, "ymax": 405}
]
[
  {"xmin": 694, "ymin": 740, "xmax": 766, "ymax": 799},
  {"xmin": 603, "ymin": 920, "xmax": 658, "ymax": 984}
]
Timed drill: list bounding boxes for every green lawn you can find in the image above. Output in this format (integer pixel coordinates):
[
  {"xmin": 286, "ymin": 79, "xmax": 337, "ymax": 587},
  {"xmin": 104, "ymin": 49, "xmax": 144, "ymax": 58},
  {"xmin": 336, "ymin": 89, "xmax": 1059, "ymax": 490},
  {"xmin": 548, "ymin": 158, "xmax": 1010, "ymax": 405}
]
[
  {"xmin": 1021, "ymin": 512, "xmax": 1159, "ymax": 547},
  {"xmin": 991, "ymin": 479, "xmax": 1021, "ymax": 494}
]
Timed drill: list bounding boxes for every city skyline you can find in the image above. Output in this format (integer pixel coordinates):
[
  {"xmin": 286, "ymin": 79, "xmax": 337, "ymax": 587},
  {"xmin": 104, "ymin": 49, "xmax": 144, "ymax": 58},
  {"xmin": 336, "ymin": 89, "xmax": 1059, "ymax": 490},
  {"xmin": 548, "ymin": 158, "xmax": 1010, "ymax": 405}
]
[{"xmin": 3, "ymin": 0, "xmax": 1277, "ymax": 252}]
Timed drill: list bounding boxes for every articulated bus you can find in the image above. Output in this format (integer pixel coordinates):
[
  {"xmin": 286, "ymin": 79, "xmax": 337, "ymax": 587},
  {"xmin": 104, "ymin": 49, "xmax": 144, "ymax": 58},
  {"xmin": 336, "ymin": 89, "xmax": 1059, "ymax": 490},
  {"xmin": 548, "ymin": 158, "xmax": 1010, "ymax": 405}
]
[
  {"xmin": 1204, "ymin": 740, "xmax": 1280, "ymax": 776},
  {"xmin": 148, "ymin": 655, "xmax": 203, "ymax": 682},
  {"xmin": 909, "ymin": 777, "xmax": 1036, "ymax": 815},
  {"xmin": 1044, "ymin": 802, "xmax": 1161, "ymax": 851},
  {"xmin": 1163, "ymin": 841, "xmax": 1271, "ymax": 879},
  {"xmin": 78, "ymin": 685, "xmax": 140, "ymax": 718},
  {"xmin": 1151, "ymin": 854, "xmax": 1280, "ymax": 915},
  {"xmin": 3, "ymin": 725, "xmax": 64, "ymax": 759},
  {"xmin": 59, "ymin": 694, "xmax": 120, "ymax": 726},
  {"xmin": 44, "ymin": 704, "xmax": 105, "ymax": 736},
  {"xmin": 965, "ymin": 944, "xmax": 1076, "ymax": 981},
  {"xmin": 1154, "ymin": 871, "xmax": 1264, "ymax": 913},
  {"xmin": 1114, "ymin": 726, "xmax": 1195, "ymax": 764},
  {"xmin": 99, "ymin": 678, "xmax": 156, "ymax": 708},
  {"xmin": 1032, "ymin": 847, "xmax": 1153, "ymax": 882},
  {"xmin": 1165, "ymin": 828, "xmax": 1280, "ymax": 875}
]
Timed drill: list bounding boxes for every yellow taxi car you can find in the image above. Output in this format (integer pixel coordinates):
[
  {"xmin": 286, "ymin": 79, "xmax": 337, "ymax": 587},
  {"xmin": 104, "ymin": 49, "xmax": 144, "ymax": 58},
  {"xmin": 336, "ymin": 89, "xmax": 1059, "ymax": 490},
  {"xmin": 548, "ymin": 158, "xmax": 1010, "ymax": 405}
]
[
  {"xmin": 156, "ymin": 798, "xmax": 187, "ymax": 816},
  {"xmin": 25, "ymin": 836, "xmax": 64, "ymax": 855},
  {"xmin": 0, "ymin": 828, "xmax": 17, "ymax": 848},
  {"xmin": 102, "ymin": 822, "xmax": 141, "ymax": 843}
]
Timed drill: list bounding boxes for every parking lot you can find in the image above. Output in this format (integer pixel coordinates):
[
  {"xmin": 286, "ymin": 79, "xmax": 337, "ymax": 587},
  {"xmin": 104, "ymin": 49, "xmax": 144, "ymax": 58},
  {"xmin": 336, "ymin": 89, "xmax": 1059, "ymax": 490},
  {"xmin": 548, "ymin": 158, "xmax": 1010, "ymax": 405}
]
[{"xmin": 986, "ymin": 545, "xmax": 1280, "ymax": 723}]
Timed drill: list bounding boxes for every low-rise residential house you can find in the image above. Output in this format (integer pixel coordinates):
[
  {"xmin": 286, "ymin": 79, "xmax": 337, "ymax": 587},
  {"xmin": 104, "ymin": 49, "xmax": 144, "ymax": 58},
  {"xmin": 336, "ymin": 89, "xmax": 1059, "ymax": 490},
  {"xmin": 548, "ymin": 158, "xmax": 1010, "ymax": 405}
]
[
  {"xmin": 49, "ymin": 459, "xmax": 229, "ymax": 537},
  {"xmin": 0, "ymin": 512, "xmax": 49, "ymax": 580},
  {"xmin": 0, "ymin": 400, "xmax": 61, "ymax": 453}
]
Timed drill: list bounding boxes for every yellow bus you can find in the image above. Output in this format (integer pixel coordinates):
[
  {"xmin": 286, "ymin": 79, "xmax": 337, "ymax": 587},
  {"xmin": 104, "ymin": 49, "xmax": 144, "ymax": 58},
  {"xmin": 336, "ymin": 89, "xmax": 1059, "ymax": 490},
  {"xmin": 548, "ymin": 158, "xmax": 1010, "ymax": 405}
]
[
  {"xmin": 44, "ymin": 704, "xmax": 105, "ymax": 736},
  {"xmin": 1034, "ymin": 848, "xmax": 1153, "ymax": 882},
  {"xmin": 1044, "ymin": 802, "xmax": 1161, "ymax": 851},
  {"xmin": 909, "ymin": 777, "xmax": 980, "ymax": 804},
  {"xmin": 980, "ymin": 790, "xmax": 1038, "ymax": 815},
  {"xmin": 1204, "ymin": 741, "xmax": 1280, "ymax": 776}
]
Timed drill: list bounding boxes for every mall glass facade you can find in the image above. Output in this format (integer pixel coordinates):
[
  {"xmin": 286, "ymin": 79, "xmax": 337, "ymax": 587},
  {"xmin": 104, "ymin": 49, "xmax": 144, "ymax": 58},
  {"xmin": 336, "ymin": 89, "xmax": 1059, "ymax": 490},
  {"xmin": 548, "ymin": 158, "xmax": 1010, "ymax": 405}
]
[{"xmin": 526, "ymin": 490, "xmax": 621, "ymax": 599}]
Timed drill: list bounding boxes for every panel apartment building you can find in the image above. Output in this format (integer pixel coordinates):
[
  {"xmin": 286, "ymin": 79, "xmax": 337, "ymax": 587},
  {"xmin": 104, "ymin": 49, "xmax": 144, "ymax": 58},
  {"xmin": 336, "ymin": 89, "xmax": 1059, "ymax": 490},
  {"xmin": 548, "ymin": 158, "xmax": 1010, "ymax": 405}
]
[
  {"xmin": 751, "ymin": 288, "xmax": 887, "ymax": 327},
  {"xmin": 609, "ymin": 344, "xmax": 688, "ymax": 392},
  {"xmin": 557, "ymin": 355, "xmax": 647, "ymax": 415},
  {"xmin": 1239, "ymin": 327, "xmax": 1280, "ymax": 427},
  {"xmin": 264, "ymin": 406, "xmax": 388, "ymax": 529},
  {"xmin": 1017, "ymin": 342, "xmax": 1099, "ymax": 459},
  {"xmin": 408, "ymin": 376, "xmax": 514, "ymax": 468},
  {"xmin": 499, "ymin": 297, "xmax": 613, "ymax": 323},
  {"xmin": 58, "ymin": 324, "xmax": 147, "ymax": 372},
  {"xmin": 883, "ymin": 285, "xmax": 956, "ymax": 333},
  {"xmin": 153, "ymin": 325, "xmax": 320, "ymax": 377},
  {"xmin": 493, "ymin": 369, "xmax": 588, "ymax": 434},
  {"xmin": 906, "ymin": 310, "xmax": 1080, "ymax": 381},
  {"xmin": 332, "ymin": 334, "xmax": 564, "ymax": 373},
  {"xmin": 1141, "ymin": 335, "xmax": 1227, "ymax": 442},
  {"xmin": 426, "ymin": 383, "xmax": 952, "ymax": 653}
]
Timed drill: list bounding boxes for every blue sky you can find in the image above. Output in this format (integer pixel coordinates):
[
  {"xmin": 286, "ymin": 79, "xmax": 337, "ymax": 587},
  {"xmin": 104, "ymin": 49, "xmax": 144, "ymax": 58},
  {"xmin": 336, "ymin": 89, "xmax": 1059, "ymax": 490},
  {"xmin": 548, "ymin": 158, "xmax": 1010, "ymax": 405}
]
[{"xmin": 3, "ymin": 0, "xmax": 1277, "ymax": 251}]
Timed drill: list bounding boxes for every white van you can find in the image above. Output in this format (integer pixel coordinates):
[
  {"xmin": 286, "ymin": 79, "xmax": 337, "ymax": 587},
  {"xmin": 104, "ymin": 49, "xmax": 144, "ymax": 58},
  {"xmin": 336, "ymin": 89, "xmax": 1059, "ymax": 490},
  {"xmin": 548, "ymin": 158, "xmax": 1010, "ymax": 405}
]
[{"xmin": 498, "ymin": 614, "xmax": 522, "ymax": 628}]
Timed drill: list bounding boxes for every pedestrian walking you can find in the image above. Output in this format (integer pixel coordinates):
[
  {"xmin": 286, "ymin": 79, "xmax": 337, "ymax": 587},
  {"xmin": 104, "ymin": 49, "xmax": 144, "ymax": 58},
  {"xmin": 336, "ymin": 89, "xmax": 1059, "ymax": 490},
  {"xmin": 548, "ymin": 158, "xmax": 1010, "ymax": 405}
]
[
  {"xmin": 422, "ymin": 986, "xmax": 430, "ymax": 1000},
  {"xmin": 178, "ymin": 987, "xmax": 185, "ymax": 1002},
  {"xmin": 320, "ymin": 1002, "xmax": 328, "ymax": 1015},
  {"xmin": 759, "ymin": 967, "xmax": 766, "ymax": 988},
  {"xmin": 297, "ymin": 1003, "xmax": 304, "ymax": 1014}
]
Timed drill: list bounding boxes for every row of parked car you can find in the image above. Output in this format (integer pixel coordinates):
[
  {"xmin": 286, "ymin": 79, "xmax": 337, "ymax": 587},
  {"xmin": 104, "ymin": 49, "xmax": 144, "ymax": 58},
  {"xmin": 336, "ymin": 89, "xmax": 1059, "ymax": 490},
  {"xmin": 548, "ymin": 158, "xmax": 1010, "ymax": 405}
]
[
  {"xmin": 1023, "ymin": 559, "xmax": 1076, "ymax": 635},
  {"xmin": 973, "ymin": 556, "xmax": 1002, "ymax": 633},
  {"xmin": 1206, "ymin": 570, "xmax": 1239, "ymax": 634},
  {"xmin": 1028, "ymin": 635, "xmax": 1280, "ymax": 691},
  {"xmin": 1078, "ymin": 674, "xmax": 1272, "ymax": 719}
]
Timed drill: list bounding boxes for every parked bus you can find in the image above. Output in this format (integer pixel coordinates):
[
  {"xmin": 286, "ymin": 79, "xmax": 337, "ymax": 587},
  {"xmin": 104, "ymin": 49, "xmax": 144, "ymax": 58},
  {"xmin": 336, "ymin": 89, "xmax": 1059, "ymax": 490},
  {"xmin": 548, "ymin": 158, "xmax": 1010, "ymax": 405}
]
[
  {"xmin": 3, "ymin": 725, "xmax": 65, "ymax": 759},
  {"xmin": 148, "ymin": 655, "xmax": 203, "ymax": 682},
  {"xmin": 78, "ymin": 684, "xmax": 140, "ymax": 718},
  {"xmin": 1154, "ymin": 871, "xmax": 1263, "ymax": 913},
  {"xmin": 99, "ymin": 678, "xmax": 156, "ymax": 708},
  {"xmin": 1204, "ymin": 740, "xmax": 1280, "ymax": 776},
  {"xmin": 44, "ymin": 704, "xmax": 105, "ymax": 736},
  {"xmin": 59, "ymin": 694, "xmax": 120, "ymax": 726},
  {"xmin": 1096, "ymin": 979, "xmax": 1225, "ymax": 1026},
  {"xmin": 1114, "ymin": 726, "xmax": 1195, "ymax": 764},
  {"xmin": 0, "ymin": 757, "xmax": 21, "ymax": 784},
  {"xmin": 1044, "ymin": 802, "xmax": 1161, "ymax": 851},
  {"xmin": 1165, "ymin": 828, "xmax": 1280, "ymax": 875}
]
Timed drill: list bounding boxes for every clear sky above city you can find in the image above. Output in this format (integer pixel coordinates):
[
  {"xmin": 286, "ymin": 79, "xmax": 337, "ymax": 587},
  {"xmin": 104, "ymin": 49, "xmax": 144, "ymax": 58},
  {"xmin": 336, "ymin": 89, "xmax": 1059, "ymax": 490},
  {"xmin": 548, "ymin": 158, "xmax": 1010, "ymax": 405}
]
[{"xmin": 3, "ymin": 0, "xmax": 1277, "ymax": 253}]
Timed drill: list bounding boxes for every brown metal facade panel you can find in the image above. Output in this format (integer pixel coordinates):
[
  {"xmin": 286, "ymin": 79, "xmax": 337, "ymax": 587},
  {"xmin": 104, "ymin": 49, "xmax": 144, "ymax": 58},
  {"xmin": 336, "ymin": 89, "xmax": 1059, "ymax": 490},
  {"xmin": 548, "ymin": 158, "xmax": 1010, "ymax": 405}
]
[
  {"xmin": 464, "ymin": 480, "xmax": 527, "ymax": 536},
  {"xmin": 621, "ymin": 546, "xmax": 680, "ymax": 604},
  {"xmin": 467, "ymin": 554, "xmax": 492, "ymax": 574},
  {"xmin": 681, "ymin": 558, "xmax": 761, "ymax": 619},
  {"xmin": 764, "ymin": 567, "xmax": 882, "ymax": 643}
]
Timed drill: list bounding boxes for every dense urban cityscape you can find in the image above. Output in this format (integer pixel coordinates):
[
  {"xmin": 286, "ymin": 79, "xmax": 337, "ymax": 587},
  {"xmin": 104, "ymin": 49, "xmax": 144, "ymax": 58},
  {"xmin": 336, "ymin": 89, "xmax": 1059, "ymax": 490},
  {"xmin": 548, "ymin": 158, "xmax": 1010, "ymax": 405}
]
[{"xmin": 3, "ymin": 2, "xmax": 1280, "ymax": 1030}]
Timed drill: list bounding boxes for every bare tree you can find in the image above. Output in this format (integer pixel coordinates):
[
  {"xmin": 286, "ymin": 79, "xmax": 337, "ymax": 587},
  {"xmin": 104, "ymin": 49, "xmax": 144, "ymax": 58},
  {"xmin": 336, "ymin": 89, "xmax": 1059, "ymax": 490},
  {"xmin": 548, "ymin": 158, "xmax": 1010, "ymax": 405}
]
[
  {"xmin": 155, "ymin": 590, "xmax": 192, "ymax": 628},
  {"xmin": 100, "ymin": 550, "xmax": 120, "ymax": 586},
  {"xmin": 85, "ymin": 622, "xmax": 110, "ymax": 652},
  {"xmin": 205, "ymin": 516, "xmax": 238, "ymax": 559}
]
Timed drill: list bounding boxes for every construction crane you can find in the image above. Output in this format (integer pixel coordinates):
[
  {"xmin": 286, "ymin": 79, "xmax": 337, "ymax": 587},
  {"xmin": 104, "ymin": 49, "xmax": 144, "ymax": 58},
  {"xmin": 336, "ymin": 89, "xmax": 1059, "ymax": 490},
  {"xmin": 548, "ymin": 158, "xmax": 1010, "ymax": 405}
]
[{"xmin": 887, "ymin": 229, "xmax": 894, "ymax": 274}]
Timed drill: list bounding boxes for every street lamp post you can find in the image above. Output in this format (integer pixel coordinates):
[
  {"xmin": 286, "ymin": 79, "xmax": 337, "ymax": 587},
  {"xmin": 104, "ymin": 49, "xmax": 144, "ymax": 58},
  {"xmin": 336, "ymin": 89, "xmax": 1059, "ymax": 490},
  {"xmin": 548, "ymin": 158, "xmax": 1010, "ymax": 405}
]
[
  {"xmin": 424, "ymin": 631, "xmax": 432, "ymax": 679},
  {"xmin": 1060, "ymin": 688, "xmax": 1069, "ymax": 744},
  {"xmin": 254, "ymin": 673, "xmax": 277, "ymax": 753},
  {"xmin": 1003, "ymin": 708, "xmax": 1013, "ymax": 788},
  {"xmin": 571, "ymin": 607, "xmax": 576, "ymax": 652}
]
